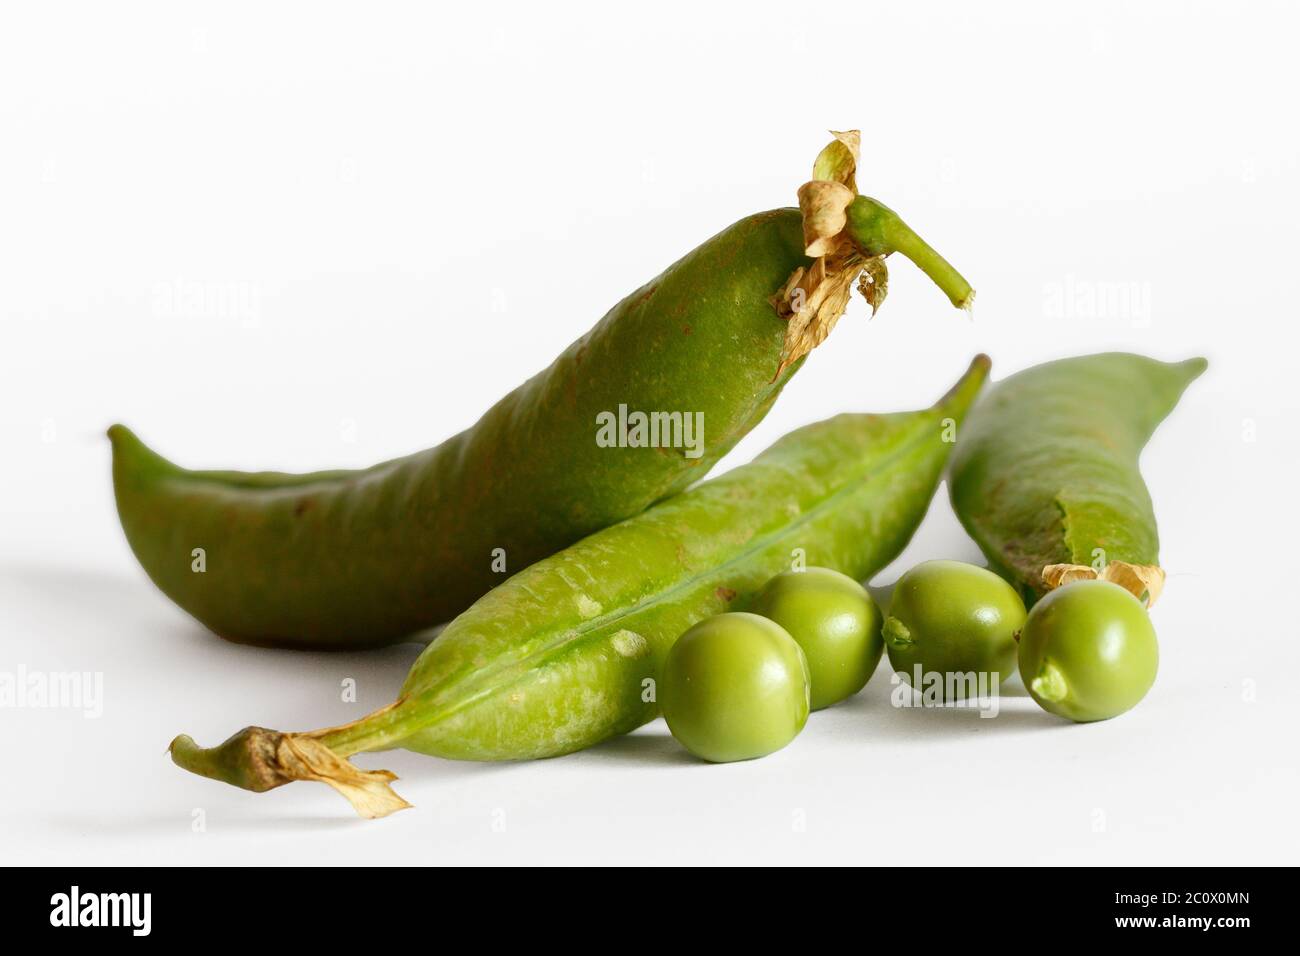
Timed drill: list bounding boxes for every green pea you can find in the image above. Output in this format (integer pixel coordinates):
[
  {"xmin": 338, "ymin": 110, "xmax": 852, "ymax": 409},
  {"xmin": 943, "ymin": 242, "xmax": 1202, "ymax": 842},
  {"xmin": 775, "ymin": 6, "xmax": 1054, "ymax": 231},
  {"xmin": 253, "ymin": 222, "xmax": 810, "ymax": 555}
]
[
  {"xmin": 883, "ymin": 560, "xmax": 1026, "ymax": 701},
  {"xmin": 660, "ymin": 613, "xmax": 810, "ymax": 762},
  {"xmin": 1018, "ymin": 579, "xmax": 1158, "ymax": 722},
  {"xmin": 750, "ymin": 567, "xmax": 882, "ymax": 710}
]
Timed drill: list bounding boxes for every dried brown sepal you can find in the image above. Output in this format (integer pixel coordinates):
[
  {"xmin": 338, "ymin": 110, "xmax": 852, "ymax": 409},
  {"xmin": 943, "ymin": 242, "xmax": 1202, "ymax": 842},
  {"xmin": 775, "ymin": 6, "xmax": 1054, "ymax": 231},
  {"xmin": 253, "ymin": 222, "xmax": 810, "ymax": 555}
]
[
  {"xmin": 1040, "ymin": 564, "xmax": 1099, "ymax": 590},
  {"xmin": 277, "ymin": 735, "xmax": 412, "ymax": 819},
  {"xmin": 770, "ymin": 251, "xmax": 863, "ymax": 379},
  {"xmin": 857, "ymin": 256, "xmax": 889, "ymax": 315},
  {"xmin": 1041, "ymin": 561, "xmax": 1167, "ymax": 607},
  {"xmin": 1100, "ymin": 562, "xmax": 1167, "ymax": 607},
  {"xmin": 798, "ymin": 180, "xmax": 856, "ymax": 258},
  {"xmin": 811, "ymin": 130, "xmax": 860, "ymax": 192},
  {"xmin": 771, "ymin": 129, "xmax": 886, "ymax": 377}
]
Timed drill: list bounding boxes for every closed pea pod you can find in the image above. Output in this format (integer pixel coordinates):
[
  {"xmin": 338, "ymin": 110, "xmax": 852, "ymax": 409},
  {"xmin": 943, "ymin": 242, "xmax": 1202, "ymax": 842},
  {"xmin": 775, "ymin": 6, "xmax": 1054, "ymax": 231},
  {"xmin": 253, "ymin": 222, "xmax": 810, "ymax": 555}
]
[
  {"xmin": 169, "ymin": 356, "xmax": 990, "ymax": 816},
  {"xmin": 111, "ymin": 131, "xmax": 974, "ymax": 650},
  {"xmin": 948, "ymin": 352, "xmax": 1206, "ymax": 606}
]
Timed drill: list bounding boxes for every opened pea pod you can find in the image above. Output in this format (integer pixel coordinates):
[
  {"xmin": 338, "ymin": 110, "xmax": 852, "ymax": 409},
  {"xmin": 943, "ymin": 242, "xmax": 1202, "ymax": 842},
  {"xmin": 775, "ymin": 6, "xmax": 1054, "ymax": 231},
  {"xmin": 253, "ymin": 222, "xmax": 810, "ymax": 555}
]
[
  {"xmin": 948, "ymin": 352, "xmax": 1206, "ymax": 607},
  {"xmin": 110, "ymin": 130, "xmax": 974, "ymax": 650},
  {"xmin": 170, "ymin": 356, "xmax": 989, "ymax": 816}
]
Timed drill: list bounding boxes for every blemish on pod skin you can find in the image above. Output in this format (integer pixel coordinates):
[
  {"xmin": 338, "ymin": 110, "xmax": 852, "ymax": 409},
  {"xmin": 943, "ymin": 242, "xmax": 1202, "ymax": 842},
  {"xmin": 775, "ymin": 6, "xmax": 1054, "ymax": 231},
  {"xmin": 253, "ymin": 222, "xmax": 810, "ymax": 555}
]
[{"xmin": 610, "ymin": 630, "xmax": 648, "ymax": 658}]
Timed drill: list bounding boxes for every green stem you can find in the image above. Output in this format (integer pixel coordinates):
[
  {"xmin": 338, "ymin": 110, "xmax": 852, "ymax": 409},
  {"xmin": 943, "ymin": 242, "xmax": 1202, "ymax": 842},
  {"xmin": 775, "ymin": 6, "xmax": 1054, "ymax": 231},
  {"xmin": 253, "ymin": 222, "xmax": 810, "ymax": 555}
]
[
  {"xmin": 169, "ymin": 729, "xmax": 287, "ymax": 792},
  {"xmin": 316, "ymin": 702, "xmax": 416, "ymax": 756},
  {"xmin": 847, "ymin": 196, "xmax": 974, "ymax": 310}
]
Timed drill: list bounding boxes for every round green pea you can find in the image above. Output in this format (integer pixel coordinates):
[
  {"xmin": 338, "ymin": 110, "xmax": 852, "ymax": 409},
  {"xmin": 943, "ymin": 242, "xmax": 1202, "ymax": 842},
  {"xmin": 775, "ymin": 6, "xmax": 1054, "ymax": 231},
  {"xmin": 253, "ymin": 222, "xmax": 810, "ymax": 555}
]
[
  {"xmin": 1019, "ymin": 579, "xmax": 1158, "ymax": 722},
  {"xmin": 884, "ymin": 559, "xmax": 1027, "ymax": 701},
  {"xmin": 750, "ymin": 567, "xmax": 883, "ymax": 710},
  {"xmin": 661, "ymin": 612, "xmax": 810, "ymax": 763}
]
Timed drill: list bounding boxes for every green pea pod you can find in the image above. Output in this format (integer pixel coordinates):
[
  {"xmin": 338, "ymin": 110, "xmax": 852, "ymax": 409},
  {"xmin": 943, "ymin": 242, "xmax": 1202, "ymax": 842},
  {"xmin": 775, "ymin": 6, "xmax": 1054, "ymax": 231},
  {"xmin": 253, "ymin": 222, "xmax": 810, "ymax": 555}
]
[
  {"xmin": 948, "ymin": 352, "xmax": 1207, "ymax": 607},
  {"xmin": 170, "ymin": 355, "xmax": 990, "ymax": 817},
  {"xmin": 111, "ymin": 131, "xmax": 974, "ymax": 649}
]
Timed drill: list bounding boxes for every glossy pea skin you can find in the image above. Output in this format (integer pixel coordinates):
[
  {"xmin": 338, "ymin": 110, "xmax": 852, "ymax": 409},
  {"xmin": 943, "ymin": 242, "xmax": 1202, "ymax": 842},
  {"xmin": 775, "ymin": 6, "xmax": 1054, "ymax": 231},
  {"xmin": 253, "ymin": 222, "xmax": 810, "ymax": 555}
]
[
  {"xmin": 661, "ymin": 613, "xmax": 810, "ymax": 762},
  {"xmin": 1018, "ymin": 579, "xmax": 1158, "ymax": 722},
  {"xmin": 884, "ymin": 560, "xmax": 1027, "ymax": 700},
  {"xmin": 750, "ymin": 567, "xmax": 883, "ymax": 710}
]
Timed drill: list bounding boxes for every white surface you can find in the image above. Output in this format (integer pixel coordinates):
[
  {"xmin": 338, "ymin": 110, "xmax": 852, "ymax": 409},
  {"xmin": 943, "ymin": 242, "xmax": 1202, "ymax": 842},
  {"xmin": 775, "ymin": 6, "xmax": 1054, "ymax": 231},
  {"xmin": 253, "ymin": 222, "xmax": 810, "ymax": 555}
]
[{"xmin": 2, "ymin": 0, "xmax": 1297, "ymax": 865}]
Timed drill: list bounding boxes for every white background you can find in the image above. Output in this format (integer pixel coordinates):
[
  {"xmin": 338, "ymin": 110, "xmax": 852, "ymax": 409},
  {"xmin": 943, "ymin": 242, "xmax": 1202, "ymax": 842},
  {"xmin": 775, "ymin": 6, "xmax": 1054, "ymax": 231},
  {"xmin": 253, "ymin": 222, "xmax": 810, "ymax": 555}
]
[{"xmin": 2, "ymin": 0, "xmax": 1296, "ymax": 865}]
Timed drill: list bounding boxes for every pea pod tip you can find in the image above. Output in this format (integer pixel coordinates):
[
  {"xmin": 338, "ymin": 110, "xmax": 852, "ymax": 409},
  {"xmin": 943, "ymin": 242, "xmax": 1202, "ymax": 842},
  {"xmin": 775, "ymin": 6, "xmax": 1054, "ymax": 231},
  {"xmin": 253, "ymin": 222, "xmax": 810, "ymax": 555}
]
[{"xmin": 936, "ymin": 353, "xmax": 992, "ymax": 410}]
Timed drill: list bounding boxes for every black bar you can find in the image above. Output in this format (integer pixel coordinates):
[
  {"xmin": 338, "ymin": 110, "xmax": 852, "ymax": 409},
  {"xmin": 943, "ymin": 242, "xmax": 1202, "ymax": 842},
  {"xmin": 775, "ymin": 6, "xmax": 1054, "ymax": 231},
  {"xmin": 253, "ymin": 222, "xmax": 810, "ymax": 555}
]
[{"xmin": 3, "ymin": 866, "xmax": 1281, "ymax": 940}]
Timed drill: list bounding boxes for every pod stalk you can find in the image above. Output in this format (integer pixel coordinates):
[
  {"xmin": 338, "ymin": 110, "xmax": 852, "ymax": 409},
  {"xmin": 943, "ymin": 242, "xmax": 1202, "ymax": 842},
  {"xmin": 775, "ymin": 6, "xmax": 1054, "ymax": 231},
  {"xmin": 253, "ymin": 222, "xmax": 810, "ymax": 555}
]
[
  {"xmin": 169, "ymin": 726, "xmax": 410, "ymax": 818},
  {"xmin": 847, "ymin": 197, "xmax": 974, "ymax": 310},
  {"xmin": 770, "ymin": 132, "xmax": 975, "ymax": 379}
]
